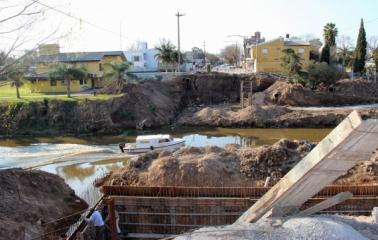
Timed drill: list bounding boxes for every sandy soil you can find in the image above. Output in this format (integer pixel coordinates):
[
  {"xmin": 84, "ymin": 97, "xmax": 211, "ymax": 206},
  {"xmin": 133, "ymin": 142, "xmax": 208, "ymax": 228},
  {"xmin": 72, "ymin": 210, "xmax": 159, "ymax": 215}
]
[{"xmin": 0, "ymin": 168, "xmax": 88, "ymax": 240}]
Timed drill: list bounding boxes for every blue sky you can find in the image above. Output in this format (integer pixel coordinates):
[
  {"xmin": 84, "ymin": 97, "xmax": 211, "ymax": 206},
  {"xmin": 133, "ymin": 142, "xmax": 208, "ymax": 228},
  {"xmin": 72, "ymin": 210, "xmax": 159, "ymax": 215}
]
[{"xmin": 3, "ymin": 0, "xmax": 378, "ymax": 54}]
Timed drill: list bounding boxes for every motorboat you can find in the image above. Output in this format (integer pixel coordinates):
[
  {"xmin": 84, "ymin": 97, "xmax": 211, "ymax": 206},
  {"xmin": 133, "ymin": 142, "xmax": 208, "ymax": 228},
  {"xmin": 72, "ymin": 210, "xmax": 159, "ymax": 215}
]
[{"xmin": 119, "ymin": 134, "xmax": 185, "ymax": 154}]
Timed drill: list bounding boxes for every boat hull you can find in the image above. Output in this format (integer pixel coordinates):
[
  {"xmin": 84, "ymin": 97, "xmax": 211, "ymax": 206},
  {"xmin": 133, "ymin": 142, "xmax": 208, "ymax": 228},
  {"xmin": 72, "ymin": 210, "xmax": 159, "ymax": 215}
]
[{"xmin": 121, "ymin": 140, "xmax": 185, "ymax": 154}]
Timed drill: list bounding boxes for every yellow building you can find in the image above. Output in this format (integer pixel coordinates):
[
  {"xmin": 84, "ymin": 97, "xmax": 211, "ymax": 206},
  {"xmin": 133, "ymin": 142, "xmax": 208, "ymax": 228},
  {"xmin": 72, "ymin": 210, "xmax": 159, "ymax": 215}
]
[
  {"xmin": 249, "ymin": 36, "xmax": 310, "ymax": 73},
  {"xmin": 27, "ymin": 45, "xmax": 127, "ymax": 93}
]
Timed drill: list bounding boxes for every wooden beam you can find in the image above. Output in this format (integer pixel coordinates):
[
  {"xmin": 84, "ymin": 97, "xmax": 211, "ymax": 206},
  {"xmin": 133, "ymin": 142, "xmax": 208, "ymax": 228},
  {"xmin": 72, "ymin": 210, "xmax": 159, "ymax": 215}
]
[
  {"xmin": 107, "ymin": 197, "xmax": 118, "ymax": 240},
  {"xmin": 235, "ymin": 111, "xmax": 378, "ymax": 223},
  {"xmin": 296, "ymin": 192, "xmax": 353, "ymax": 217}
]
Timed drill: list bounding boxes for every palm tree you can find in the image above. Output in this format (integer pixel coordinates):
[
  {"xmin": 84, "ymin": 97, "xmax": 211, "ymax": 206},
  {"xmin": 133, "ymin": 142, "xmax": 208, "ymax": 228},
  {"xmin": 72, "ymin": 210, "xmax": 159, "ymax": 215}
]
[
  {"xmin": 155, "ymin": 40, "xmax": 176, "ymax": 72},
  {"xmin": 323, "ymin": 23, "xmax": 338, "ymax": 63},
  {"xmin": 50, "ymin": 63, "xmax": 88, "ymax": 97},
  {"xmin": 107, "ymin": 61, "xmax": 132, "ymax": 92},
  {"xmin": 8, "ymin": 69, "xmax": 24, "ymax": 99},
  {"xmin": 323, "ymin": 23, "xmax": 338, "ymax": 46}
]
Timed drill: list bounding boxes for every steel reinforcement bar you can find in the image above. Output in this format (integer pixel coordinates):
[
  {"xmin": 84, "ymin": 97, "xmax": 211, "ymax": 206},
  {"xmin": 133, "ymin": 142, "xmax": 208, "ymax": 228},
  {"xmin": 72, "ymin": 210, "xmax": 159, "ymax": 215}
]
[{"xmin": 101, "ymin": 185, "xmax": 378, "ymax": 198}]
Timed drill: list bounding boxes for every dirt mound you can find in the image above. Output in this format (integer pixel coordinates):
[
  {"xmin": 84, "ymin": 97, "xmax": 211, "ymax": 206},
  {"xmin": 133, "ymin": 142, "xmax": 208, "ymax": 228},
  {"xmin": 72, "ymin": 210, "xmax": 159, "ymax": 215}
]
[
  {"xmin": 99, "ymin": 139, "xmax": 378, "ymax": 188},
  {"xmin": 335, "ymin": 152, "xmax": 378, "ymax": 184},
  {"xmin": 0, "ymin": 168, "xmax": 88, "ymax": 240},
  {"xmin": 264, "ymin": 79, "xmax": 378, "ymax": 106},
  {"xmin": 172, "ymin": 72, "xmax": 276, "ymax": 105},
  {"xmin": 98, "ymin": 139, "xmax": 312, "ymax": 187},
  {"xmin": 178, "ymin": 104, "xmax": 378, "ymax": 128}
]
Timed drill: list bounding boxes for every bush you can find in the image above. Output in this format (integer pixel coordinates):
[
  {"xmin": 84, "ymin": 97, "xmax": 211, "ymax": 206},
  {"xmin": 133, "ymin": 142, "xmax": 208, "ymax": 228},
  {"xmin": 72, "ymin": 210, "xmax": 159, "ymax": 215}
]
[{"xmin": 304, "ymin": 61, "xmax": 344, "ymax": 88}]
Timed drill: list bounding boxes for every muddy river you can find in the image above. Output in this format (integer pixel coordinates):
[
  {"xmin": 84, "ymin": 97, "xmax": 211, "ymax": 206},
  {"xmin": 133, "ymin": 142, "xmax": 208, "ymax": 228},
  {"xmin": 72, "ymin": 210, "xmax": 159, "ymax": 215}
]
[{"xmin": 0, "ymin": 127, "xmax": 331, "ymax": 198}]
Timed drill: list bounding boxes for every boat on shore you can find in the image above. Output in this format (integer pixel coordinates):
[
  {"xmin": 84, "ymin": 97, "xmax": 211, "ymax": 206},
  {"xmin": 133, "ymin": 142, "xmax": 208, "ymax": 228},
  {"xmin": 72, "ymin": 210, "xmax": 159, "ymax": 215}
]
[{"xmin": 119, "ymin": 134, "xmax": 185, "ymax": 154}]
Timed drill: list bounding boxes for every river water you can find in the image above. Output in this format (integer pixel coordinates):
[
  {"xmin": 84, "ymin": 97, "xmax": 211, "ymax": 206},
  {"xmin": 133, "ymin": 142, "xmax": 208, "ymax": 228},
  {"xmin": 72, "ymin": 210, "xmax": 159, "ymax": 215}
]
[{"xmin": 0, "ymin": 127, "xmax": 331, "ymax": 196}]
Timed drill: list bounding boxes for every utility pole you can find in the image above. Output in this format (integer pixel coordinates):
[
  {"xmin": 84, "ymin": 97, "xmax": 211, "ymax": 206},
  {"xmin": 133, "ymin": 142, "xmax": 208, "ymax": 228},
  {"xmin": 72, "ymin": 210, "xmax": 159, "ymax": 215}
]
[{"xmin": 176, "ymin": 12, "xmax": 185, "ymax": 72}]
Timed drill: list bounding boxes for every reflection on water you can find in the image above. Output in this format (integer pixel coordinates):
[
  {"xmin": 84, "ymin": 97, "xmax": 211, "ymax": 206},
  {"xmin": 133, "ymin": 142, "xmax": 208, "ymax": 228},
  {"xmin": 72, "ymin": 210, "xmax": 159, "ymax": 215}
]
[{"xmin": 0, "ymin": 127, "xmax": 331, "ymax": 195}]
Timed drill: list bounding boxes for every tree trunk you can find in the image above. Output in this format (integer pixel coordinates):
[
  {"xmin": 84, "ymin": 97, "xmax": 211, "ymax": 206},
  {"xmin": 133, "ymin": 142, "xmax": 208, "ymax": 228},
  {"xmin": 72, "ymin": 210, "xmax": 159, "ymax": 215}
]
[
  {"xmin": 16, "ymin": 86, "xmax": 20, "ymax": 99},
  {"xmin": 66, "ymin": 76, "xmax": 71, "ymax": 98}
]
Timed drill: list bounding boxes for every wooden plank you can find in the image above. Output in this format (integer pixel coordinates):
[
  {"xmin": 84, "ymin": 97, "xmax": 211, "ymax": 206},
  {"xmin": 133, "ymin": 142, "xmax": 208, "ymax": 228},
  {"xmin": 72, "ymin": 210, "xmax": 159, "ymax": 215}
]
[
  {"xmin": 296, "ymin": 192, "xmax": 353, "ymax": 217},
  {"xmin": 235, "ymin": 111, "xmax": 378, "ymax": 223}
]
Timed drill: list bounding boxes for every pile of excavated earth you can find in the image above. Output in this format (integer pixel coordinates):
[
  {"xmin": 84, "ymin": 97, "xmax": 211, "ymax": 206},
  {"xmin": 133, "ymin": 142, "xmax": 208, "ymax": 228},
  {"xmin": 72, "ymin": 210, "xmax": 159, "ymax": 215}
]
[
  {"xmin": 0, "ymin": 169, "xmax": 88, "ymax": 240},
  {"xmin": 2, "ymin": 72, "xmax": 378, "ymax": 136},
  {"xmin": 97, "ymin": 139, "xmax": 378, "ymax": 187}
]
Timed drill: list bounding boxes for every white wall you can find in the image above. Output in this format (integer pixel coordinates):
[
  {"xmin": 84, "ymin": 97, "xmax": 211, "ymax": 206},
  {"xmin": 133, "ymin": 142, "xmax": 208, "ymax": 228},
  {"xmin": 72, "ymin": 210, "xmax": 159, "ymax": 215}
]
[{"xmin": 123, "ymin": 48, "xmax": 159, "ymax": 72}]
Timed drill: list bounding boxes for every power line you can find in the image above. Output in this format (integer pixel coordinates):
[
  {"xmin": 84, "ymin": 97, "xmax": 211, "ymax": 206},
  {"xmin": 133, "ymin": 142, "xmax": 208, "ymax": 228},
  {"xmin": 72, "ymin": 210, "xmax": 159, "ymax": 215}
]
[{"xmin": 32, "ymin": 0, "xmax": 139, "ymax": 43}]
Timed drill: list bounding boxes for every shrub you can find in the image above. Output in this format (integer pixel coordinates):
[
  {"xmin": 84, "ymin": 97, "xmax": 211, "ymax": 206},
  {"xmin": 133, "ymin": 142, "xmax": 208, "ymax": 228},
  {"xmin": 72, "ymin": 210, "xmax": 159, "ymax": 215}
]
[{"xmin": 303, "ymin": 61, "xmax": 344, "ymax": 88}]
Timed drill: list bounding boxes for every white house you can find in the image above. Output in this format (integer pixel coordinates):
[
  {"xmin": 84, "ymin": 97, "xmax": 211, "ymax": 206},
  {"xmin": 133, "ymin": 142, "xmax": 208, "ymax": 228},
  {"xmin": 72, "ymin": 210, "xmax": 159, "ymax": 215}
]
[{"xmin": 123, "ymin": 42, "xmax": 159, "ymax": 72}]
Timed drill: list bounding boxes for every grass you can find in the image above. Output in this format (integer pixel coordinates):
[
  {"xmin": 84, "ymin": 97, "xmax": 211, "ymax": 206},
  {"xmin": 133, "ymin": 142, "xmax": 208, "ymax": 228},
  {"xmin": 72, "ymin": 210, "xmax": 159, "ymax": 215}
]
[{"xmin": 0, "ymin": 82, "xmax": 121, "ymax": 103}]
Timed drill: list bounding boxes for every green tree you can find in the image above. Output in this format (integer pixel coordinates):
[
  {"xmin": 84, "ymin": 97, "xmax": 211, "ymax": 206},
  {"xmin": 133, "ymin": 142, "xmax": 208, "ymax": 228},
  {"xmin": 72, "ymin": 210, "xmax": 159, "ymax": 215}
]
[
  {"xmin": 281, "ymin": 48, "xmax": 303, "ymax": 83},
  {"xmin": 304, "ymin": 61, "xmax": 343, "ymax": 88},
  {"xmin": 107, "ymin": 61, "xmax": 132, "ymax": 92},
  {"xmin": 320, "ymin": 44, "xmax": 330, "ymax": 64},
  {"xmin": 155, "ymin": 40, "xmax": 176, "ymax": 72},
  {"xmin": 8, "ymin": 67, "xmax": 24, "ymax": 99},
  {"xmin": 323, "ymin": 23, "xmax": 338, "ymax": 46},
  {"xmin": 353, "ymin": 19, "xmax": 367, "ymax": 73},
  {"xmin": 191, "ymin": 47, "xmax": 205, "ymax": 59},
  {"xmin": 321, "ymin": 23, "xmax": 338, "ymax": 63},
  {"xmin": 50, "ymin": 63, "xmax": 88, "ymax": 97}
]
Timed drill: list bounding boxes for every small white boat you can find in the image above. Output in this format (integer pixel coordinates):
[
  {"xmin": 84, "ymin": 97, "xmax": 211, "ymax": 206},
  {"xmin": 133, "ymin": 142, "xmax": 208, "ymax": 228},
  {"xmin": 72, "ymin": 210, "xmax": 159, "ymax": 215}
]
[{"xmin": 119, "ymin": 134, "xmax": 185, "ymax": 154}]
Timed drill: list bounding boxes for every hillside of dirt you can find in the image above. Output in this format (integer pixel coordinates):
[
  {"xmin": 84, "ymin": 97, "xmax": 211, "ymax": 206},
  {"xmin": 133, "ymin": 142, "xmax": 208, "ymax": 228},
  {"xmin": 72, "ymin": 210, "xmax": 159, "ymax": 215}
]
[
  {"xmin": 0, "ymin": 73, "xmax": 277, "ymax": 136},
  {"xmin": 0, "ymin": 168, "xmax": 88, "ymax": 240},
  {"xmin": 97, "ymin": 139, "xmax": 378, "ymax": 188},
  {"xmin": 177, "ymin": 104, "xmax": 378, "ymax": 128},
  {"xmin": 263, "ymin": 79, "xmax": 378, "ymax": 106},
  {"xmin": 1, "ymin": 73, "xmax": 378, "ymax": 136}
]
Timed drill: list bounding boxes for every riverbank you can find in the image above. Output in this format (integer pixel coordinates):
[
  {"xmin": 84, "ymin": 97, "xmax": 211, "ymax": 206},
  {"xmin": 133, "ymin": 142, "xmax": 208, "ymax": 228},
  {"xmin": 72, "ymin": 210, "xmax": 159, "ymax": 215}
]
[
  {"xmin": 1, "ymin": 73, "xmax": 377, "ymax": 136},
  {"xmin": 177, "ymin": 104, "xmax": 378, "ymax": 128}
]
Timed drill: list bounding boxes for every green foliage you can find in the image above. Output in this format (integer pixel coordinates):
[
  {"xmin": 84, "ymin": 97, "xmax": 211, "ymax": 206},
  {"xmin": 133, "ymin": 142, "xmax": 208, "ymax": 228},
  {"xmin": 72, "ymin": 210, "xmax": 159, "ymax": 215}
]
[
  {"xmin": 50, "ymin": 63, "xmax": 88, "ymax": 80},
  {"xmin": 323, "ymin": 23, "xmax": 338, "ymax": 46},
  {"xmin": 303, "ymin": 61, "xmax": 343, "ymax": 88},
  {"xmin": 320, "ymin": 44, "xmax": 330, "ymax": 64},
  {"xmin": 108, "ymin": 61, "xmax": 132, "ymax": 78},
  {"xmin": 353, "ymin": 19, "xmax": 367, "ymax": 73},
  {"xmin": 155, "ymin": 40, "xmax": 177, "ymax": 70},
  {"xmin": 280, "ymin": 48, "xmax": 303, "ymax": 83},
  {"xmin": 50, "ymin": 63, "xmax": 88, "ymax": 97}
]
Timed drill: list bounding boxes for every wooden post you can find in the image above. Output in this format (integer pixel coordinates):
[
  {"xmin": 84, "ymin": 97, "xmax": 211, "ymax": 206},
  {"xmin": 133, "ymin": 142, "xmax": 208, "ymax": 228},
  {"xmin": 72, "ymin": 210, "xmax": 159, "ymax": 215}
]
[
  {"xmin": 296, "ymin": 192, "xmax": 353, "ymax": 217},
  {"xmin": 240, "ymin": 80, "xmax": 244, "ymax": 108},
  {"xmin": 107, "ymin": 197, "xmax": 118, "ymax": 240}
]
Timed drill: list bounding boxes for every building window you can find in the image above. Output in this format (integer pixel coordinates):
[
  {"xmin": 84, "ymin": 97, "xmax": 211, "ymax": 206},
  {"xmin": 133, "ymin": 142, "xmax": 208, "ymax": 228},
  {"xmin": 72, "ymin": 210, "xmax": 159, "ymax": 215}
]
[
  {"xmin": 133, "ymin": 56, "xmax": 140, "ymax": 62},
  {"xmin": 80, "ymin": 79, "xmax": 84, "ymax": 85},
  {"xmin": 99, "ymin": 63, "xmax": 103, "ymax": 71},
  {"xmin": 262, "ymin": 48, "xmax": 268, "ymax": 54},
  {"xmin": 298, "ymin": 48, "xmax": 305, "ymax": 54},
  {"xmin": 50, "ymin": 80, "xmax": 56, "ymax": 86}
]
